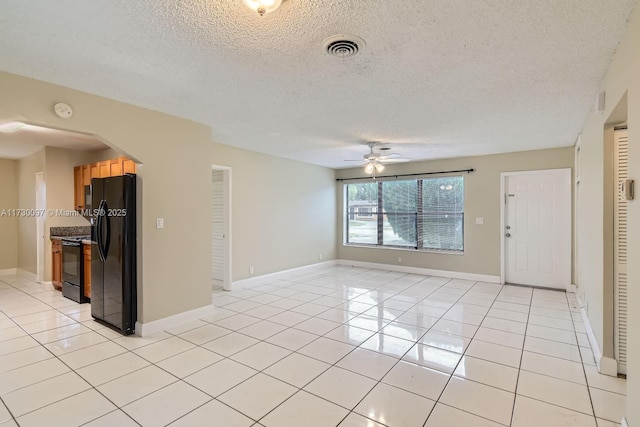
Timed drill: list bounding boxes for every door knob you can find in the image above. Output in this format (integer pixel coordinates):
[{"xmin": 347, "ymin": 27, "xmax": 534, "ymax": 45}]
[{"xmin": 505, "ymin": 233, "xmax": 511, "ymax": 237}]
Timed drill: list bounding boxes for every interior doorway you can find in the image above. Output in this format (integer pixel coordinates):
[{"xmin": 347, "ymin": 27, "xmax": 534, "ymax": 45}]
[
  {"xmin": 211, "ymin": 165, "xmax": 232, "ymax": 291},
  {"xmin": 36, "ymin": 171, "xmax": 46, "ymax": 283},
  {"xmin": 501, "ymin": 169, "xmax": 572, "ymax": 289}
]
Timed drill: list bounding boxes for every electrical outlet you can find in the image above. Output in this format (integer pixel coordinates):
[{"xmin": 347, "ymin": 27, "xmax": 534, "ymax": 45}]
[
  {"xmin": 319, "ymin": 254, "xmax": 323, "ymax": 260},
  {"xmin": 249, "ymin": 266, "xmax": 254, "ymax": 275},
  {"xmin": 156, "ymin": 218, "xmax": 164, "ymax": 229},
  {"xmin": 398, "ymin": 256, "xmax": 402, "ymax": 263}
]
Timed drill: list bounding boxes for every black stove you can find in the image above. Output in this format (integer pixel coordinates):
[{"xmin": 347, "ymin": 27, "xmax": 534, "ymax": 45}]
[{"xmin": 61, "ymin": 236, "xmax": 91, "ymax": 303}]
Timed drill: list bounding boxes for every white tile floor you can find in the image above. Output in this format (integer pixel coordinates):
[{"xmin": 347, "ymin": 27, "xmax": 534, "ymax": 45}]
[{"xmin": 0, "ymin": 266, "xmax": 628, "ymax": 426}]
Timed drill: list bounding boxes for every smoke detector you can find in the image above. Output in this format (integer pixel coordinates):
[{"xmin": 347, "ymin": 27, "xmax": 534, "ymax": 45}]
[
  {"xmin": 54, "ymin": 102, "xmax": 73, "ymax": 119},
  {"xmin": 322, "ymin": 34, "xmax": 365, "ymax": 58}
]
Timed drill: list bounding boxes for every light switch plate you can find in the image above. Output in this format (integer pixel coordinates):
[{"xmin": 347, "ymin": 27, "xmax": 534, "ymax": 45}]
[
  {"xmin": 156, "ymin": 218, "xmax": 164, "ymax": 229},
  {"xmin": 475, "ymin": 217, "xmax": 484, "ymax": 225}
]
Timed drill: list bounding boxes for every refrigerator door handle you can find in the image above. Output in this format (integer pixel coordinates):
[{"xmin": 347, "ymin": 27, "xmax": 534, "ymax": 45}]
[
  {"xmin": 103, "ymin": 201, "xmax": 111, "ymax": 259},
  {"xmin": 96, "ymin": 199, "xmax": 106, "ymax": 262}
]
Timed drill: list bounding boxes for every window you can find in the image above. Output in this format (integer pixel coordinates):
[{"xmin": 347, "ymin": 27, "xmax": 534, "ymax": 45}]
[{"xmin": 345, "ymin": 176, "xmax": 464, "ymax": 252}]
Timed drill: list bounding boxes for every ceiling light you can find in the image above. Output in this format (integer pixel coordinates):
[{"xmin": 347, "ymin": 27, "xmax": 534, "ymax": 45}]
[
  {"xmin": 364, "ymin": 161, "xmax": 385, "ymax": 175},
  {"xmin": 364, "ymin": 163, "xmax": 375, "ymax": 174},
  {"xmin": 243, "ymin": 0, "xmax": 282, "ymax": 16},
  {"xmin": 0, "ymin": 121, "xmax": 26, "ymax": 133}
]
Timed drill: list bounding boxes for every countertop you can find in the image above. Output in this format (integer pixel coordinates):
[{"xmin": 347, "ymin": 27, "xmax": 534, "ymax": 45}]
[{"xmin": 50, "ymin": 235, "xmax": 93, "ymax": 245}]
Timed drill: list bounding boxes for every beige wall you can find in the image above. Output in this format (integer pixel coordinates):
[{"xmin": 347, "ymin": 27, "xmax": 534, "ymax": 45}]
[
  {"xmin": 210, "ymin": 143, "xmax": 337, "ymax": 280},
  {"xmin": 576, "ymin": 3, "xmax": 639, "ymax": 425},
  {"xmin": 336, "ymin": 147, "xmax": 574, "ymax": 277},
  {"xmin": 92, "ymin": 147, "xmax": 127, "ymax": 162},
  {"xmin": 16, "ymin": 149, "xmax": 44, "ymax": 274},
  {"xmin": 1, "ymin": 71, "xmax": 212, "ymax": 323},
  {"xmin": 2, "ymin": 144, "xmax": 130, "ymax": 279},
  {"xmin": 0, "ymin": 158, "xmax": 18, "ymax": 270},
  {"xmin": 42, "ymin": 147, "xmax": 96, "ymax": 281},
  {"xmin": 0, "ymin": 71, "xmax": 338, "ymax": 326}
]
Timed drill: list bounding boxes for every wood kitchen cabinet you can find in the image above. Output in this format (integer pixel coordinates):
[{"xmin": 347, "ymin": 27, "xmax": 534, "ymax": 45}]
[
  {"xmin": 109, "ymin": 158, "xmax": 122, "ymax": 176},
  {"xmin": 52, "ymin": 239, "xmax": 62, "ymax": 291},
  {"xmin": 90, "ymin": 163, "xmax": 99, "ymax": 179},
  {"xmin": 74, "ymin": 156, "xmax": 136, "ymax": 211},
  {"xmin": 83, "ymin": 243, "xmax": 91, "ymax": 299},
  {"xmin": 122, "ymin": 156, "xmax": 136, "ymax": 174},
  {"xmin": 74, "ymin": 166, "xmax": 83, "ymax": 210},
  {"xmin": 82, "ymin": 165, "xmax": 91, "ymax": 186},
  {"xmin": 98, "ymin": 160, "xmax": 110, "ymax": 178}
]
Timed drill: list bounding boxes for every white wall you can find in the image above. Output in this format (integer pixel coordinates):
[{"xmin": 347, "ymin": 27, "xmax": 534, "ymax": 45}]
[{"xmin": 576, "ymin": 3, "xmax": 639, "ymax": 425}]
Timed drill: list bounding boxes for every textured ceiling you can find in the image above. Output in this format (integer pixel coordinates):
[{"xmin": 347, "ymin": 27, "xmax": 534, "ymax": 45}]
[{"xmin": 0, "ymin": 1, "xmax": 636, "ymax": 168}]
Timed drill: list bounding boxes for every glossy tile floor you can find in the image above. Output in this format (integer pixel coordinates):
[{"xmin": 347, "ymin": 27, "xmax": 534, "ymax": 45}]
[{"xmin": 0, "ymin": 266, "xmax": 627, "ymax": 426}]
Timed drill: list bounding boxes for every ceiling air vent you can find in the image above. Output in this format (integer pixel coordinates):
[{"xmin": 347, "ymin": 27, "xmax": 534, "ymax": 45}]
[{"xmin": 322, "ymin": 34, "xmax": 365, "ymax": 58}]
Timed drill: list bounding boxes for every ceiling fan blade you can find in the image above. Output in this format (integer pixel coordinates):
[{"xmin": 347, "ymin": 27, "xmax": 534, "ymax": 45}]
[
  {"xmin": 380, "ymin": 157, "xmax": 411, "ymax": 163},
  {"xmin": 344, "ymin": 159, "xmax": 365, "ymax": 162}
]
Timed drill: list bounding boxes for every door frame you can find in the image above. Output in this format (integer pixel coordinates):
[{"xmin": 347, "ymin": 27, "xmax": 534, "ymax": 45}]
[
  {"xmin": 499, "ymin": 168, "xmax": 572, "ymax": 288},
  {"xmin": 211, "ymin": 165, "xmax": 232, "ymax": 291},
  {"xmin": 36, "ymin": 171, "xmax": 46, "ymax": 283}
]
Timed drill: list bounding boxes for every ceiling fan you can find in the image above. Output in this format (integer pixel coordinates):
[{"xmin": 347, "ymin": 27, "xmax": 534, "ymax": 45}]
[{"xmin": 346, "ymin": 141, "xmax": 411, "ymax": 174}]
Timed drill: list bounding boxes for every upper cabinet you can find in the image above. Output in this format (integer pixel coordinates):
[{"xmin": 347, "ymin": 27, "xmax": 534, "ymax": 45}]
[
  {"xmin": 74, "ymin": 166, "xmax": 83, "ymax": 210},
  {"xmin": 74, "ymin": 156, "xmax": 136, "ymax": 210}
]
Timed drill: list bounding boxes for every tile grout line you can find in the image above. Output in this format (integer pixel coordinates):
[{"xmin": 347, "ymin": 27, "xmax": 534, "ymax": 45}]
[
  {"xmin": 423, "ymin": 281, "xmax": 525, "ymax": 427},
  {"xmin": 1, "ymin": 277, "xmax": 144, "ymax": 426},
  {"xmin": 202, "ymin": 273, "xmax": 454, "ymax": 426},
  {"xmin": 507, "ymin": 285, "xmax": 533, "ymax": 427},
  {"xmin": 0, "ymin": 269, "xmax": 617, "ymax": 426}
]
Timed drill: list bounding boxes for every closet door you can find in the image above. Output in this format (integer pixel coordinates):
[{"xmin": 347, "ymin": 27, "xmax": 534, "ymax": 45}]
[{"xmin": 614, "ymin": 127, "xmax": 629, "ymax": 375}]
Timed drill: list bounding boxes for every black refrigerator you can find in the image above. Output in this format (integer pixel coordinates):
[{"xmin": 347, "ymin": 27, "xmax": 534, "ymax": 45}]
[{"xmin": 91, "ymin": 174, "xmax": 137, "ymax": 335}]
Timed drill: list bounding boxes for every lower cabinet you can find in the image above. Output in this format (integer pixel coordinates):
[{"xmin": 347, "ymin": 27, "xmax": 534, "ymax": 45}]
[
  {"xmin": 52, "ymin": 239, "xmax": 62, "ymax": 290},
  {"xmin": 83, "ymin": 243, "xmax": 91, "ymax": 299}
]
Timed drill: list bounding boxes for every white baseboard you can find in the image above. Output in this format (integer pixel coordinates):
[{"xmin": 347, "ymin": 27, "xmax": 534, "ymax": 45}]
[
  {"xmin": 337, "ymin": 259, "xmax": 501, "ymax": 283},
  {"xmin": 0, "ymin": 268, "xmax": 17, "ymax": 276},
  {"xmin": 599, "ymin": 356, "xmax": 619, "ymax": 376},
  {"xmin": 135, "ymin": 303, "xmax": 217, "ymax": 337},
  {"xmin": 566, "ymin": 284, "xmax": 577, "ymax": 293},
  {"xmin": 232, "ymin": 260, "xmax": 339, "ymax": 290},
  {"xmin": 622, "ymin": 417, "xmax": 629, "ymax": 427},
  {"xmin": 577, "ymin": 294, "xmax": 618, "ymax": 376}
]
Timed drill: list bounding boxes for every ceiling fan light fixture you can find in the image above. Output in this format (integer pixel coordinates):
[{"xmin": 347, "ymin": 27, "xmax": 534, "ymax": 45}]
[
  {"xmin": 375, "ymin": 162, "xmax": 385, "ymax": 173},
  {"xmin": 243, "ymin": 0, "xmax": 283, "ymax": 15},
  {"xmin": 364, "ymin": 163, "xmax": 375, "ymax": 174}
]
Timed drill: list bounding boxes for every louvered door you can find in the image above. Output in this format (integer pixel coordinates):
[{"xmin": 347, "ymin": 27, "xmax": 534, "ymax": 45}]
[
  {"xmin": 211, "ymin": 170, "xmax": 225, "ymax": 286},
  {"xmin": 614, "ymin": 128, "xmax": 628, "ymax": 375}
]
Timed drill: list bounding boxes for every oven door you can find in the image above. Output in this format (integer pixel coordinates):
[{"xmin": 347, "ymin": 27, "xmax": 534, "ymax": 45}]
[{"xmin": 62, "ymin": 242, "xmax": 81, "ymax": 286}]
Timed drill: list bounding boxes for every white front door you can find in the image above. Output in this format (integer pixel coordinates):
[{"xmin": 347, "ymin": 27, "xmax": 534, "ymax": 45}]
[{"xmin": 503, "ymin": 169, "xmax": 571, "ymax": 289}]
